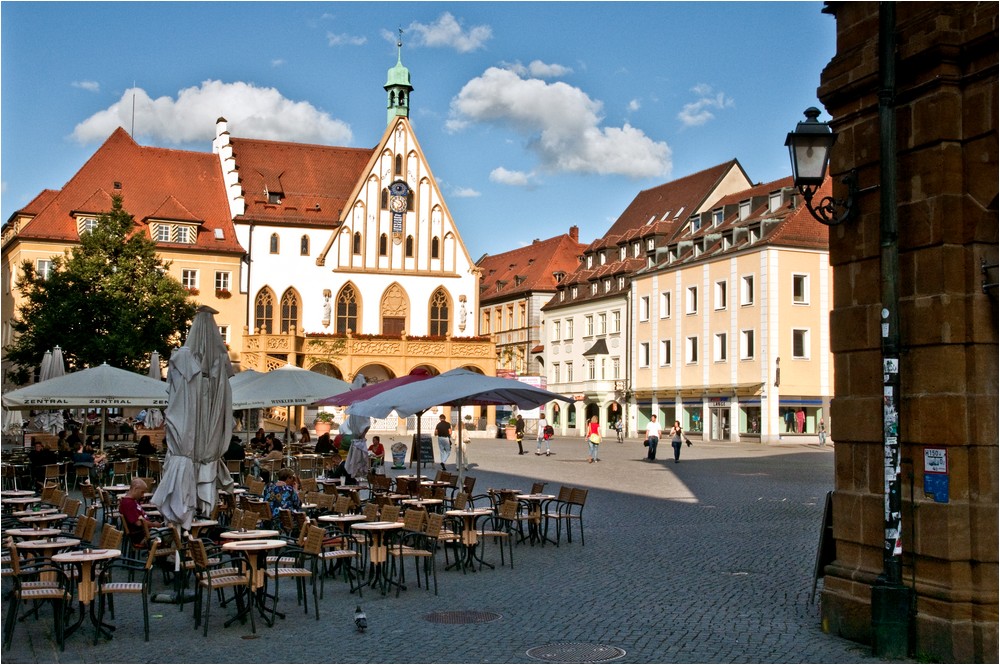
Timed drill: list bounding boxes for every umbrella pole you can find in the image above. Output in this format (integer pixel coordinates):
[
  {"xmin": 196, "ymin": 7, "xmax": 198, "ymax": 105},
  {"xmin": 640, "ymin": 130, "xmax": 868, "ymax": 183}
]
[
  {"xmin": 416, "ymin": 410, "xmax": 423, "ymax": 478},
  {"xmin": 456, "ymin": 410, "xmax": 465, "ymax": 486},
  {"xmin": 101, "ymin": 409, "xmax": 107, "ymax": 452}
]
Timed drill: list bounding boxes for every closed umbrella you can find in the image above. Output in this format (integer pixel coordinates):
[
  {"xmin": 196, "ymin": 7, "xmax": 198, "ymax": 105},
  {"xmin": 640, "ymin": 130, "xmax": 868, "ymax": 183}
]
[
  {"xmin": 143, "ymin": 351, "xmax": 164, "ymax": 428},
  {"xmin": 152, "ymin": 306, "xmax": 234, "ymax": 530},
  {"xmin": 35, "ymin": 347, "xmax": 66, "ymax": 434},
  {"xmin": 348, "ymin": 368, "xmax": 573, "ymax": 482}
]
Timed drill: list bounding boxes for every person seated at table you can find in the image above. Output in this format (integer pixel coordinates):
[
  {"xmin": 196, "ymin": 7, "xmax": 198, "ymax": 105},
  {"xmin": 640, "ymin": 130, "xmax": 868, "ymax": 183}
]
[
  {"xmin": 66, "ymin": 426, "xmax": 83, "ymax": 449},
  {"xmin": 298, "ymin": 427, "xmax": 311, "ymax": 444},
  {"xmin": 136, "ymin": 434, "xmax": 157, "ymax": 456},
  {"xmin": 329, "ymin": 454, "xmax": 358, "ymax": 486},
  {"xmin": 314, "ymin": 432, "xmax": 333, "ymax": 455},
  {"xmin": 262, "ymin": 468, "xmax": 301, "ymax": 520},
  {"xmin": 120, "ymin": 478, "xmax": 162, "ymax": 548},
  {"xmin": 367, "ymin": 436, "xmax": 385, "ymax": 470},
  {"xmin": 223, "ymin": 435, "xmax": 246, "ymax": 461},
  {"xmin": 261, "ymin": 439, "xmax": 284, "ymax": 462},
  {"xmin": 72, "ymin": 441, "xmax": 100, "ymax": 484},
  {"xmin": 27, "ymin": 438, "xmax": 59, "ymax": 489}
]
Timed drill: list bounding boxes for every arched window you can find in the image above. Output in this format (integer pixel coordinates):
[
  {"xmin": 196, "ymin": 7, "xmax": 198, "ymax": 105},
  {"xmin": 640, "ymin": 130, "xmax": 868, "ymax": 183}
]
[
  {"xmin": 353, "ymin": 232, "xmax": 362, "ymax": 255},
  {"xmin": 399, "ymin": 91, "xmax": 406, "ymax": 106},
  {"xmin": 254, "ymin": 288, "xmax": 275, "ymax": 334},
  {"xmin": 269, "ymin": 233, "xmax": 279, "ymax": 254},
  {"xmin": 381, "ymin": 188, "xmax": 389, "ymax": 210},
  {"xmin": 280, "ymin": 288, "xmax": 299, "ymax": 334},
  {"xmin": 394, "ymin": 154, "xmax": 403, "ymax": 176},
  {"xmin": 407, "ymin": 191, "xmax": 415, "ymax": 211},
  {"xmin": 429, "ymin": 288, "xmax": 450, "ymax": 336},
  {"xmin": 379, "ymin": 234, "xmax": 388, "ymax": 256},
  {"xmin": 336, "ymin": 284, "xmax": 359, "ymax": 334},
  {"xmin": 381, "ymin": 283, "xmax": 408, "ymax": 336},
  {"xmin": 300, "ymin": 235, "xmax": 310, "ymax": 256},
  {"xmin": 405, "ymin": 235, "xmax": 414, "ymax": 257},
  {"xmin": 431, "ymin": 236, "xmax": 440, "ymax": 259}
]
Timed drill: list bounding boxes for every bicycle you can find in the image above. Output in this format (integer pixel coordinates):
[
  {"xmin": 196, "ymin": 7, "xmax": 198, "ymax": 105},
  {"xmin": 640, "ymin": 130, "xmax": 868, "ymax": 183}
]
[{"xmin": 615, "ymin": 423, "xmax": 624, "ymax": 444}]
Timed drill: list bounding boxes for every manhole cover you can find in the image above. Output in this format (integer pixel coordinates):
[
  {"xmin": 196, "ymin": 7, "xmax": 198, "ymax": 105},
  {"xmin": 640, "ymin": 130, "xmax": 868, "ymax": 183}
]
[
  {"xmin": 527, "ymin": 643, "xmax": 626, "ymax": 663},
  {"xmin": 423, "ymin": 610, "xmax": 502, "ymax": 624}
]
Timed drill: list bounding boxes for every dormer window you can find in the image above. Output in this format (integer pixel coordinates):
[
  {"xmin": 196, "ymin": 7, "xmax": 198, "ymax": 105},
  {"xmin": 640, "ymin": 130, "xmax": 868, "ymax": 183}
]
[
  {"xmin": 646, "ymin": 238, "xmax": 655, "ymax": 251},
  {"xmin": 712, "ymin": 209, "xmax": 724, "ymax": 227},
  {"xmin": 690, "ymin": 217, "xmax": 702, "ymax": 233},
  {"xmin": 590, "ymin": 283, "xmax": 598, "ymax": 296},
  {"xmin": 587, "ymin": 255, "xmax": 594, "ymax": 268},
  {"xmin": 722, "ymin": 232, "xmax": 733, "ymax": 250},
  {"xmin": 154, "ymin": 224, "xmax": 171, "ymax": 242},
  {"xmin": 739, "ymin": 201, "xmax": 751, "ymax": 220},
  {"xmin": 172, "ymin": 226, "xmax": 195, "ymax": 244},
  {"xmin": 560, "ymin": 291, "xmax": 566, "ymax": 302},
  {"xmin": 266, "ymin": 187, "xmax": 282, "ymax": 205},
  {"xmin": 693, "ymin": 240, "xmax": 704, "ymax": 257},
  {"xmin": 618, "ymin": 276, "xmax": 625, "ymax": 289},
  {"xmin": 598, "ymin": 251, "xmax": 606, "ymax": 265},
  {"xmin": 77, "ymin": 217, "xmax": 98, "ymax": 236},
  {"xmin": 669, "ymin": 245, "xmax": 679, "ymax": 263},
  {"xmin": 619, "ymin": 246, "xmax": 626, "ymax": 261},
  {"xmin": 749, "ymin": 225, "xmax": 761, "ymax": 244},
  {"xmin": 553, "ymin": 271, "xmax": 566, "ymax": 283},
  {"xmin": 571, "ymin": 286, "xmax": 578, "ymax": 298},
  {"xmin": 604, "ymin": 278, "xmax": 611, "ymax": 293},
  {"xmin": 633, "ymin": 242, "xmax": 641, "ymax": 257}
]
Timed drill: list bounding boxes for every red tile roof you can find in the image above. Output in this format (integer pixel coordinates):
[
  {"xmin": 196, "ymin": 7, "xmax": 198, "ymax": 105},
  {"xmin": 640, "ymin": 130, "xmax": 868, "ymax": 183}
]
[
  {"xmin": 477, "ymin": 229, "xmax": 586, "ymax": 303},
  {"xmin": 229, "ymin": 137, "xmax": 375, "ymax": 226},
  {"xmin": 7, "ymin": 128, "xmax": 242, "ymax": 254}
]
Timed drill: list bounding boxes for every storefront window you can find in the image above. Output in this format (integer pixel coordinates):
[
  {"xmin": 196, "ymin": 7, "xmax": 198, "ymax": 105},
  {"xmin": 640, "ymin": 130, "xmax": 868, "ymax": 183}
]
[
  {"xmin": 779, "ymin": 405, "xmax": 823, "ymax": 434},
  {"xmin": 683, "ymin": 404, "xmax": 702, "ymax": 432},
  {"xmin": 740, "ymin": 406, "xmax": 761, "ymax": 434}
]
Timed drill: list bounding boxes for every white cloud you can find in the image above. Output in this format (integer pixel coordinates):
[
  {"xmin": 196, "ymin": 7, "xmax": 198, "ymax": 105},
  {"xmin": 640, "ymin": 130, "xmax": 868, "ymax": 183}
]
[
  {"xmin": 448, "ymin": 67, "xmax": 671, "ymax": 179},
  {"xmin": 628, "ymin": 99, "xmax": 641, "ymax": 112},
  {"xmin": 677, "ymin": 84, "xmax": 734, "ymax": 127},
  {"xmin": 271, "ymin": 59, "xmax": 286, "ymax": 68},
  {"xmin": 450, "ymin": 186, "xmax": 481, "ymax": 198},
  {"xmin": 489, "ymin": 167, "xmax": 534, "ymax": 187},
  {"xmin": 406, "ymin": 12, "xmax": 491, "ymax": 53},
  {"xmin": 72, "ymin": 80, "xmax": 353, "ymax": 146},
  {"xmin": 327, "ymin": 32, "xmax": 366, "ymax": 46},
  {"xmin": 502, "ymin": 60, "xmax": 573, "ymax": 79},
  {"xmin": 72, "ymin": 80, "xmax": 100, "ymax": 93}
]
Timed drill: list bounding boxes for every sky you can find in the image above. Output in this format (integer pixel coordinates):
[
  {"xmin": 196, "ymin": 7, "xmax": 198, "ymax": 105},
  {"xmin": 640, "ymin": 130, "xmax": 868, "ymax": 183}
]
[{"xmin": 1, "ymin": 1, "xmax": 837, "ymax": 261}]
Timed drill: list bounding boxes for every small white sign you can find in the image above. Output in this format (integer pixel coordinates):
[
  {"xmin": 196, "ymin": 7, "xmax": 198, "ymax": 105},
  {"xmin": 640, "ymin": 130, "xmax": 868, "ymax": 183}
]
[{"xmin": 924, "ymin": 448, "xmax": 948, "ymax": 474}]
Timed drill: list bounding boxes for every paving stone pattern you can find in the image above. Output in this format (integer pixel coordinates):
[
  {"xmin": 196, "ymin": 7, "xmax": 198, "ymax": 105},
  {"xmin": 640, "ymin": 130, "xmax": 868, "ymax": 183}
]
[{"xmin": 2, "ymin": 436, "xmax": 895, "ymax": 664}]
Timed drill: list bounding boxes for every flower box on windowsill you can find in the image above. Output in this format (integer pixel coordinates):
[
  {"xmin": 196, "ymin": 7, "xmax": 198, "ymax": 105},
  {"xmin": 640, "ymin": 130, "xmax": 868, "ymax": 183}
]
[
  {"xmin": 185, "ymin": 287, "xmax": 200, "ymax": 296},
  {"xmin": 216, "ymin": 289, "xmax": 232, "ymax": 299}
]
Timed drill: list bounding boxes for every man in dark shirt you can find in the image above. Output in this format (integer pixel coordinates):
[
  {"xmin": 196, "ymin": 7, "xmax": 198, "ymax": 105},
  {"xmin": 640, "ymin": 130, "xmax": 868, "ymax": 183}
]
[
  {"xmin": 27, "ymin": 439, "xmax": 58, "ymax": 489},
  {"xmin": 223, "ymin": 436, "xmax": 246, "ymax": 461}
]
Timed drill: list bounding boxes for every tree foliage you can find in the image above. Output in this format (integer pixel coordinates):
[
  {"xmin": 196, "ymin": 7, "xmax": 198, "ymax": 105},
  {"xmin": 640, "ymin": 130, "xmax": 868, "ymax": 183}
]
[{"xmin": 6, "ymin": 195, "xmax": 196, "ymax": 384}]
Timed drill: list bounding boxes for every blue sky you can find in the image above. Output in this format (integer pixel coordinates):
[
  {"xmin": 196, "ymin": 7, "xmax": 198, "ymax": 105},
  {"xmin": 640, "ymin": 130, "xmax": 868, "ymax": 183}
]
[{"xmin": 1, "ymin": 1, "xmax": 836, "ymax": 260}]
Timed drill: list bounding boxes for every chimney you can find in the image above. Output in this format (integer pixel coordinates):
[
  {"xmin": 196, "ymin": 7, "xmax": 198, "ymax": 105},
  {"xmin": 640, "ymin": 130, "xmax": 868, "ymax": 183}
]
[{"xmin": 569, "ymin": 225, "xmax": 579, "ymax": 242}]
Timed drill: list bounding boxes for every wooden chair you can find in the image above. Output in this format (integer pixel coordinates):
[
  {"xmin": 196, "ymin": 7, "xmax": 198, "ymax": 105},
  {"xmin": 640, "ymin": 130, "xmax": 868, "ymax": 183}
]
[
  {"xmin": 245, "ymin": 478, "xmax": 265, "ymax": 497},
  {"xmin": 380, "ymin": 505, "xmax": 401, "ymax": 524},
  {"xmin": 264, "ymin": 525, "xmax": 322, "ymax": 622},
  {"xmin": 99, "ymin": 488, "xmax": 119, "ymax": 526},
  {"xmin": 188, "ymin": 537, "xmax": 255, "ymax": 637},
  {"xmin": 72, "ymin": 465, "xmax": 92, "ymax": 490},
  {"xmin": 544, "ymin": 487, "xmax": 589, "ymax": 546},
  {"xmin": 146, "ymin": 457, "xmax": 163, "ymax": 483},
  {"xmin": 100, "ymin": 526, "xmax": 124, "ymax": 551},
  {"xmin": 391, "ymin": 512, "xmax": 446, "ymax": 596},
  {"xmin": 109, "ymin": 460, "xmax": 132, "ymax": 486},
  {"xmin": 93, "ymin": 538, "xmax": 160, "ymax": 643},
  {"xmin": 334, "ymin": 495, "xmax": 352, "ymax": 515},
  {"xmin": 299, "ymin": 476, "xmax": 318, "ymax": 494},
  {"xmin": 225, "ymin": 459, "xmax": 243, "ymax": 486},
  {"xmin": 361, "ymin": 503, "xmax": 379, "ymax": 522},
  {"xmin": 42, "ymin": 464, "xmax": 66, "ymax": 492},
  {"xmin": 80, "ymin": 483, "xmax": 99, "ymax": 511},
  {"xmin": 3, "ymin": 541, "xmax": 73, "ymax": 652}
]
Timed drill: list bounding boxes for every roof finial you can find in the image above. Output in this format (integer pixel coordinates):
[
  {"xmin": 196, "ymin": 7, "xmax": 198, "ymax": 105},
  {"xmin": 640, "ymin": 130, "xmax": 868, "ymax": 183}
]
[{"xmin": 397, "ymin": 26, "xmax": 404, "ymax": 62}]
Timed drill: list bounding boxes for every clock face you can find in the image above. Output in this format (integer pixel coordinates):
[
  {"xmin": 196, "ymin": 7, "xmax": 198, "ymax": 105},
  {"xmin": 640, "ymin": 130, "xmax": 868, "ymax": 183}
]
[{"xmin": 389, "ymin": 196, "xmax": 407, "ymax": 213}]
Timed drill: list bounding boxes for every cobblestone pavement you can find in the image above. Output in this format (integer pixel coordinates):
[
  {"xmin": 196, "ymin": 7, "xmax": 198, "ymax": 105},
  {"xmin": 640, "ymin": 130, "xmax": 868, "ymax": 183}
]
[{"xmin": 2, "ymin": 435, "xmax": 896, "ymax": 664}]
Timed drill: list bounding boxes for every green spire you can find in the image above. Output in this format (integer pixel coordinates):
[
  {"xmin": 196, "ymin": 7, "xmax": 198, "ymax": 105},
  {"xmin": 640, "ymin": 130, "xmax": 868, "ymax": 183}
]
[{"xmin": 385, "ymin": 28, "xmax": 413, "ymax": 124}]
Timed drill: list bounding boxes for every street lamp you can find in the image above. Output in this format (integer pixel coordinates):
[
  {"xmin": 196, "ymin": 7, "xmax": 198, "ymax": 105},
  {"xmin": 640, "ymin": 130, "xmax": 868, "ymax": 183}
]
[{"xmin": 785, "ymin": 107, "xmax": 858, "ymax": 226}]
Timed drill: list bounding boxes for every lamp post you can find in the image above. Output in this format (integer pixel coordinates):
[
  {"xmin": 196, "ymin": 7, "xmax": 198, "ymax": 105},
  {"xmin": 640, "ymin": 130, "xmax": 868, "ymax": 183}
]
[{"xmin": 786, "ymin": 10, "xmax": 913, "ymax": 651}]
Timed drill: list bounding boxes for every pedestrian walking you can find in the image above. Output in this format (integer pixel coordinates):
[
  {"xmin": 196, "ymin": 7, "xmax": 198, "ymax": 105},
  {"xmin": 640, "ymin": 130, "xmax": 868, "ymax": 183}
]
[
  {"xmin": 586, "ymin": 415, "xmax": 601, "ymax": 463},
  {"xmin": 514, "ymin": 414, "xmax": 525, "ymax": 455},
  {"xmin": 669, "ymin": 420, "xmax": 684, "ymax": 463},
  {"xmin": 818, "ymin": 419, "xmax": 827, "ymax": 446},
  {"xmin": 644, "ymin": 415, "xmax": 662, "ymax": 461},
  {"xmin": 435, "ymin": 414, "xmax": 452, "ymax": 470},
  {"xmin": 535, "ymin": 414, "xmax": 551, "ymax": 456}
]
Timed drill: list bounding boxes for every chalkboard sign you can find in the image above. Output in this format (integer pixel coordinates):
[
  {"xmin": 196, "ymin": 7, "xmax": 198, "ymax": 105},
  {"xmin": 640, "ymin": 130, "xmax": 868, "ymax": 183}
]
[
  {"xmin": 811, "ymin": 490, "xmax": 836, "ymax": 604},
  {"xmin": 409, "ymin": 433, "xmax": 434, "ymax": 466}
]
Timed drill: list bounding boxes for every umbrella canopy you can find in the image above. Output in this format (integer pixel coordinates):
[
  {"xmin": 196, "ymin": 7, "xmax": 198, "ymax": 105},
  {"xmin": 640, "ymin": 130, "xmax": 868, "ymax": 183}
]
[
  {"xmin": 2, "ymin": 363, "xmax": 169, "ymax": 408},
  {"xmin": 152, "ymin": 307, "xmax": 234, "ymax": 530},
  {"xmin": 315, "ymin": 368, "xmax": 434, "ymax": 406},
  {"xmin": 347, "ymin": 368, "xmax": 573, "ymax": 481},
  {"xmin": 346, "ymin": 368, "xmax": 572, "ymax": 419},
  {"xmin": 231, "ymin": 364, "xmax": 350, "ymax": 409},
  {"xmin": 148, "ymin": 351, "xmax": 161, "ymax": 379},
  {"xmin": 34, "ymin": 347, "xmax": 67, "ymax": 433}
]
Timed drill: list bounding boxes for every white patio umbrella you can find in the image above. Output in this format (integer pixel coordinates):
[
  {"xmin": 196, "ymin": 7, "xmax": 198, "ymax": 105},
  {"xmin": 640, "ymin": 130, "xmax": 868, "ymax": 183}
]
[
  {"xmin": 152, "ymin": 306, "xmax": 234, "ymax": 530},
  {"xmin": 231, "ymin": 363, "xmax": 349, "ymax": 445},
  {"xmin": 143, "ymin": 351, "xmax": 165, "ymax": 428},
  {"xmin": 347, "ymin": 368, "xmax": 573, "ymax": 482},
  {"xmin": 2, "ymin": 363, "xmax": 169, "ymax": 408},
  {"xmin": 229, "ymin": 369, "xmax": 262, "ymax": 446},
  {"xmin": 34, "ymin": 347, "xmax": 66, "ymax": 434}
]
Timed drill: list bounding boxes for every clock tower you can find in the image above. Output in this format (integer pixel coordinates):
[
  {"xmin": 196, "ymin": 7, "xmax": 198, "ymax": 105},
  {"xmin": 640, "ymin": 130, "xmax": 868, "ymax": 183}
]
[{"xmin": 385, "ymin": 29, "xmax": 412, "ymax": 125}]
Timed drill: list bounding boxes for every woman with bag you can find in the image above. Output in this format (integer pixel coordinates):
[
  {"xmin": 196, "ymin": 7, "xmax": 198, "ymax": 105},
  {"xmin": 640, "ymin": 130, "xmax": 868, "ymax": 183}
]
[
  {"xmin": 586, "ymin": 415, "xmax": 601, "ymax": 463},
  {"xmin": 669, "ymin": 420, "xmax": 685, "ymax": 463}
]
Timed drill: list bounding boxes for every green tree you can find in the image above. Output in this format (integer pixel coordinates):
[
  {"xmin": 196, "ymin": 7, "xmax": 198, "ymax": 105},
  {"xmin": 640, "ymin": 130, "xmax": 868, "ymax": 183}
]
[{"xmin": 6, "ymin": 195, "xmax": 196, "ymax": 384}]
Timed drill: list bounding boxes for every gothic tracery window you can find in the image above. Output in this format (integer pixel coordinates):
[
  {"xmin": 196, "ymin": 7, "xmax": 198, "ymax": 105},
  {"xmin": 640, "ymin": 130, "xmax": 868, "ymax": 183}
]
[
  {"xmin": 280, "ymin": 288, "xmax": 299, "ymax": 333},
  {"xmin": 336, "ymin": 284, "xmax": 359, "ymax": 334},
  {"xmin": 429, "ymin": 288, "xmax": 450, "ymax": 336},
  {"xmin": 255, "ymin": 288, "xmax": 275, "ymax": 334}
]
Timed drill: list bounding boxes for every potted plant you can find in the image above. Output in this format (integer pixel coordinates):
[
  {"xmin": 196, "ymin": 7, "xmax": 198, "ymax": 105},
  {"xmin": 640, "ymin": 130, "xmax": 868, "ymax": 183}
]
[
  {"xmin": 314, "ymin": 411, "xmax": 336, "ymax": 436},
  {"xmin": 505, "ymin": 416, "xmax": 518, "ymax": 440}
]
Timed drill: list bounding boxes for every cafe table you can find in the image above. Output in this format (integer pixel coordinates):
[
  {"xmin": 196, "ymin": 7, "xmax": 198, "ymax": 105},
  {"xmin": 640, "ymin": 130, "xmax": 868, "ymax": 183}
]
[
  {"xmin": 219, "ymin": 529, "xmax": 280, "ymax": 540},
  {"xmin": 3, "ymin": 497, "xmax": 42, "ymax": 512},
  {"xmin": 1, "ymin": 490, "xmax": 36, "ymax": 498},
  {"xmin": 4, "ymin": 527, "xmax": 61, "ymax": 540},
  {"xmin": 189, "ymin": 519, "xmax": 218, "ymax": 539},
  {"xmin": 220, "ymin": 539, "xmax": 286, "ymax": 626},
  {"xmin": 351, "ymin": 521, "xmax": 404, "ymax": 595},
  {"xmin": 514, "ymin": 493, "xmax": 555, "ymax": 545},
  {"xmin": 51, "ymin": 547, "xmax": 121, "ymax": 639},
  {"xmin": 18, "ymin": 513, "xmax": 68, "ymax": 529},
  {"xmin": 401, "ymin": 498, "xmax": 443, "ymax": 512},
  {"xmin": 443, "ymin": 508, "xmax": 494, "ymax": 571},
  {"xmin": 11, "ymin": 507, "xmax": 58, "ymax": 518}
]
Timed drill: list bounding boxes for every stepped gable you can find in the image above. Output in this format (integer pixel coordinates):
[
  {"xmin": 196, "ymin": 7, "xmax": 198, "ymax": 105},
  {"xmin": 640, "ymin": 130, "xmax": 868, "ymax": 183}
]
[
  {"xmin": 9, "ymin": 128, "xmax": 241, "ymax": 253},
  {"xmin": 230, "ymin": 137, "xmax": 374, "ymax": 226},
  {"xmin": 478, "ymin": 229, "xmax": 586, "ymax": 302}
]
